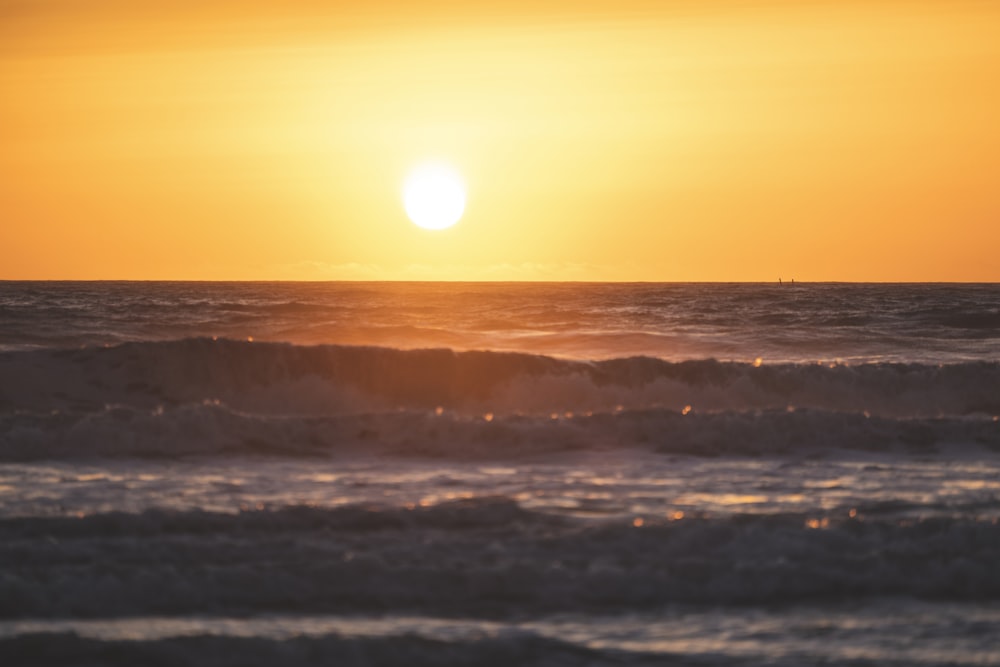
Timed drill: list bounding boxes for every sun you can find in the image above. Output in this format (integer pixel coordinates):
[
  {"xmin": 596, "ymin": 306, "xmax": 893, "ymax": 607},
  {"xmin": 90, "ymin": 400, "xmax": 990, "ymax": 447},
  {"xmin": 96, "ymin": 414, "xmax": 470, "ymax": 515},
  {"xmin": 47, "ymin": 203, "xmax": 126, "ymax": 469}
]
[{"xmin": 403, "ymin": 163, "xmax": 466, "ymax": 230}]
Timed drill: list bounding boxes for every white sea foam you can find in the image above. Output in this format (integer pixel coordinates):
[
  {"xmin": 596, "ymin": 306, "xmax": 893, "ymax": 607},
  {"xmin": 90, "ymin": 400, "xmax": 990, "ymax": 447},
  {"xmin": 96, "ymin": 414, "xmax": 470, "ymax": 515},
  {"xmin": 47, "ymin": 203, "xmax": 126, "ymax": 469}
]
[{"xmin": 1, "ymin": 283, "xmax": 998, "ymax": 666}]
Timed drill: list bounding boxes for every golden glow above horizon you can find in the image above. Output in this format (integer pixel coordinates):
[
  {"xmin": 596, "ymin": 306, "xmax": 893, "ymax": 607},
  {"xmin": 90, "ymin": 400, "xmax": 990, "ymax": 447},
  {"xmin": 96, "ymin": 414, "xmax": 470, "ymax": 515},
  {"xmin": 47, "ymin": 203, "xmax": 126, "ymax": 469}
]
[
  {"xmin": 1, "ymin": 0, "xmax": 999, "ymax": 280},
  {"xmin": 403, "ymin": 163, "xmax": 466, "ymax": 230}
]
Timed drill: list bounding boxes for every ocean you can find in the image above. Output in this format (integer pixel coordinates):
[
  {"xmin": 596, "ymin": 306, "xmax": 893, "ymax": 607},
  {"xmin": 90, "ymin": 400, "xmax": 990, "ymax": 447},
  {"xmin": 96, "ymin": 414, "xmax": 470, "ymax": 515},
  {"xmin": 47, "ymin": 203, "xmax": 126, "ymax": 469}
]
[{"xmin": 1, "ymin": 281, "xmax": 999, "ymax": 666}]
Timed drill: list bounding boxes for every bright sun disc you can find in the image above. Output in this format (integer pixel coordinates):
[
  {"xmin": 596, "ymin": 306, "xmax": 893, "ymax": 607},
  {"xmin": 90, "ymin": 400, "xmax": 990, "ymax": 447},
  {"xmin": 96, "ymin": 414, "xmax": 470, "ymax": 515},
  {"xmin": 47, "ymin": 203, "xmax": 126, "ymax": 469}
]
[{"xmin": 403, "ymin": 164, "xmax": 466, "ymax": 230}]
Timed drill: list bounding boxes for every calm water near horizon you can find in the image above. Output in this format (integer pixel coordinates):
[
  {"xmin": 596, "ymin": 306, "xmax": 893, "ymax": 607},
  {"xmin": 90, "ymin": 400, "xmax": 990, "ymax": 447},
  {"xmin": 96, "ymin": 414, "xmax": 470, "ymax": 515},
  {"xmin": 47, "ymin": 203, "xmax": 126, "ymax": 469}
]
[
  {"xmin": 1, "ymin": 282, "xmax": 999, "ymax": 665},
  {"xmin": 3, "ymin": 281, "xmax": 1000, "ymax": 362}
]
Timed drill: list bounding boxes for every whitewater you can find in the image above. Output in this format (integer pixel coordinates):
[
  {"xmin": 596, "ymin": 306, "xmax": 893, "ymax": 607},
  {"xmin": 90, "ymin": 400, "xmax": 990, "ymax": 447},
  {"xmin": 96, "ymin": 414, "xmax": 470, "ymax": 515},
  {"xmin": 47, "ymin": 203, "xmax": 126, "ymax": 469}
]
[{"xmin": 1, "ymin": 281, "xmax": 999, "ymax": 666}]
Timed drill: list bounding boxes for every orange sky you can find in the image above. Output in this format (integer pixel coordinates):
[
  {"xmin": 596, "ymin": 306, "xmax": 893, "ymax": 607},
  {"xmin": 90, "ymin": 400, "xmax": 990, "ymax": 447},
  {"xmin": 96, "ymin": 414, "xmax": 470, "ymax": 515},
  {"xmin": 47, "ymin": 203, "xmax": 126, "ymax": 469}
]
[{"xmin": 2, "ymin": 0, "xmax": 999, "ymax": 281}]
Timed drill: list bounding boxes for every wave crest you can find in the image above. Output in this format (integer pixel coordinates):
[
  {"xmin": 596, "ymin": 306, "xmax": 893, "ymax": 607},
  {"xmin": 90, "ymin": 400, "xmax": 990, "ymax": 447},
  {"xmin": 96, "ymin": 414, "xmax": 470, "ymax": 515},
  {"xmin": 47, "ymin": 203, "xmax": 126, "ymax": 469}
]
[{"xmin": 2, "ymin": 339, "xmax": 998, "ymax": 419}]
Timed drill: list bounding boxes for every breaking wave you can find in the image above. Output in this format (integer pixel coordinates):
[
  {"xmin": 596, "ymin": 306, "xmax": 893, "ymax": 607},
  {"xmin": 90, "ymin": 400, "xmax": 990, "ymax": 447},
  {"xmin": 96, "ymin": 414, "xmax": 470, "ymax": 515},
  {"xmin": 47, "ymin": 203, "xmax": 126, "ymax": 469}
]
[
  {"xmin": 2, "ymin": 338, "xmax": 998, "ymax": 417},
  {"xmin": 2, "ymin": 499, "xmax": 999, "ymax": 620},
  {"xmin": 2, "ymin": 339, "xmax": 998, "ymax": 460}
]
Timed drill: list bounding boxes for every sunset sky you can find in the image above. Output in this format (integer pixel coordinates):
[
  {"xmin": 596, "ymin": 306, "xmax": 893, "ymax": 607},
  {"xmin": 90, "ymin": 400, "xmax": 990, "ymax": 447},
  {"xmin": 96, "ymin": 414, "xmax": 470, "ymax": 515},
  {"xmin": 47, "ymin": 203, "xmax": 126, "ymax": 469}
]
[{"xmin": 2, "ymin": 0, "xmax": 998, "ymax": 281}]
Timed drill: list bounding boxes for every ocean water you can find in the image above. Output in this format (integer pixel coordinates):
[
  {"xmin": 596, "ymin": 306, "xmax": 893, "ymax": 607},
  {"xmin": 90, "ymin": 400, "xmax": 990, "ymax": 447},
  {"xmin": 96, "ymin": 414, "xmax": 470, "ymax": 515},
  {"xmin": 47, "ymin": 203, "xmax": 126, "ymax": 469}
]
[{"xmin": 1, "ymin": 281, "xmax": 999, "ymax": 666}]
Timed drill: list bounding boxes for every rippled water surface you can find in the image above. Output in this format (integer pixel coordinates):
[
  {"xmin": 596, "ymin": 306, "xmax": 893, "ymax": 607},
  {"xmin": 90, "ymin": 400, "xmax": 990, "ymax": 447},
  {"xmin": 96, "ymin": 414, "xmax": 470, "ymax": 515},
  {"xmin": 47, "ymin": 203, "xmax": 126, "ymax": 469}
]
[
  {"xmin": 2, "ymin": 282, "xmax": 999, "ymax": 665},
  {"xmin": 3, "ymin": 281, "xmax": 999, "ymax": 362}
]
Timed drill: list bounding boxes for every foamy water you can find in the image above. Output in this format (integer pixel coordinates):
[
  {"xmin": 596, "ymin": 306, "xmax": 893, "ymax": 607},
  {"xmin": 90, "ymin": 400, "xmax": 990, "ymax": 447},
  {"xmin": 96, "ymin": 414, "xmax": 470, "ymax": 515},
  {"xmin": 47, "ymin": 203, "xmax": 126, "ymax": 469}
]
[{"xmin": 1, "ymin": 282, "xmax": 999, "ymax": 665}]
